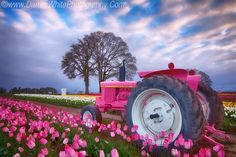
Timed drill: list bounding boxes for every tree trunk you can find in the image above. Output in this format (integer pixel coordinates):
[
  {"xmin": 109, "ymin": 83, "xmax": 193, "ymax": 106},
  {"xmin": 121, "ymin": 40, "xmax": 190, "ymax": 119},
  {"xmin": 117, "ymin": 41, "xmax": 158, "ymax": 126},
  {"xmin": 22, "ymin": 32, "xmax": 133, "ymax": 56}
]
[{"xmin": 84, "ymin": 76, "xmax": 89, "ymax": 94}]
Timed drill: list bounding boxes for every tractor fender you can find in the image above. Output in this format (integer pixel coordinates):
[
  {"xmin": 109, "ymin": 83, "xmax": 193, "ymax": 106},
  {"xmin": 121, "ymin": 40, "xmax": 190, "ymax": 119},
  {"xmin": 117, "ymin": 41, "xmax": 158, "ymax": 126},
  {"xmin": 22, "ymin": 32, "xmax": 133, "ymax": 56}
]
[{"xmin": 137, "ymin": 69, "xmax": 188, "ymax": 82}]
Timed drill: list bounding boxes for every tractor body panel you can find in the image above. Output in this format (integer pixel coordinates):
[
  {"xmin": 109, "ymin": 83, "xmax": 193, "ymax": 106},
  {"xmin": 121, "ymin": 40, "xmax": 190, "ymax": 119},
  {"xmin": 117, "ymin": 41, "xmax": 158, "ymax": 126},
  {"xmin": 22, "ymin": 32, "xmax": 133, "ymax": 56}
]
[
  {"xmin": 138, "ymin": 68, "xmax": 200, "ymax": 92},
  {"xmin": 96, "ymin": 63, "xmax": 200, "ymax": 112},
  {"xmin": 96, "ymin": 81, "xmax": 136, "ymax": 112}
]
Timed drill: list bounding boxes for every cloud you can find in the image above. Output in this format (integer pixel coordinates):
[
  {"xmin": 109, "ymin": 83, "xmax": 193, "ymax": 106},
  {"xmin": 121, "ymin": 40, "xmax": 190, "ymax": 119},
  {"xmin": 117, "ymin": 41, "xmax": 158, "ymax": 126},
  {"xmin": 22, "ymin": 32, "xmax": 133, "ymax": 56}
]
[
  {"xmin": 0, "ymin": 10, "xmax": 5, "ymax": 17},
  {"xmin": 0, "ymin": 0, "xmax": 236, "ymax": 92},
  {"xmin": 13, "ymin": 10, "xmax": 36, "ymax": 33}
]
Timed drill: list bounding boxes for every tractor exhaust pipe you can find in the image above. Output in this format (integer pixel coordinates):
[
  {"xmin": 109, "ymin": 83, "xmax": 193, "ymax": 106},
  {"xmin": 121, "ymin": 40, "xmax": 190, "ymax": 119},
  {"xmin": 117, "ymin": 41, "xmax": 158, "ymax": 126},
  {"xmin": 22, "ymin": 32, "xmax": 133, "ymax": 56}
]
[{"xmin": 119, "ymin": 60, "xmax": 126, "ymax": 81}]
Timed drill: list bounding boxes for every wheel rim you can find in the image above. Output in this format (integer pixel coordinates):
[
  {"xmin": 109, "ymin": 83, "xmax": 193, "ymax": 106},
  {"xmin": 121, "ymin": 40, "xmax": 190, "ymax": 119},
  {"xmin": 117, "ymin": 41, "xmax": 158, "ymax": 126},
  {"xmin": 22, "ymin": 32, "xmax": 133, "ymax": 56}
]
[
  {"xmin": 82, "ymin": 111, "xmax": 93, "ymax": 128},
  {"xmin": 131, "ymin": 89, "xmax": 182, "ymax": 146},
  {"xmin": 197, "ymin": 92, "xmax": 210, "ymax": 121}
]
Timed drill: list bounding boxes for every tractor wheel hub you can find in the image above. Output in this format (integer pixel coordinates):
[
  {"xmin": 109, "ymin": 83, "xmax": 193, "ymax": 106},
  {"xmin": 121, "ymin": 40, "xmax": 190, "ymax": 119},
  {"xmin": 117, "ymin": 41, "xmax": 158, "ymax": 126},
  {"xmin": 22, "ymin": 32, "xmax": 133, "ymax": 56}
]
[{"xmin": 143, "ymin": 98, "xmax": 174, "ymax": 133}]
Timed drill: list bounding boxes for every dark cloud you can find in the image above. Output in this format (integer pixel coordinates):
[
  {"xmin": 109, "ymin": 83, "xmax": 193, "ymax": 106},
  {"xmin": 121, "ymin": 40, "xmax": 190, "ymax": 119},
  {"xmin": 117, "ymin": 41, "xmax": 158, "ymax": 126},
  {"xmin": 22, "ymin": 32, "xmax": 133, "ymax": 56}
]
[
  {"xmin": 180, "ymin": 13, "xmax": 236, "ymax": 37},
  {"xmin": 210, "ymin": 0, "xmax": 236, "ymax": 8}
]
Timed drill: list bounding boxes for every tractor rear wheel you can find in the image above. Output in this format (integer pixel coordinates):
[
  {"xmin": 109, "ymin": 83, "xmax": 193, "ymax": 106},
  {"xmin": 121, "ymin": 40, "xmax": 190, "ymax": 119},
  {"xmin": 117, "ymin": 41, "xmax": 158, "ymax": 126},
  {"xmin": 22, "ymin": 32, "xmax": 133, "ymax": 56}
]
[
  {"xmin": 81, "ymin": 105, "xmax": 102, "ymax": 128},
  {"xmin": 197, "ymin": 83, "xmax": 224, "ymax": 128},
  {"xmin": 126, "ymin": 76, "xmax": 204, "ymax": 150}
]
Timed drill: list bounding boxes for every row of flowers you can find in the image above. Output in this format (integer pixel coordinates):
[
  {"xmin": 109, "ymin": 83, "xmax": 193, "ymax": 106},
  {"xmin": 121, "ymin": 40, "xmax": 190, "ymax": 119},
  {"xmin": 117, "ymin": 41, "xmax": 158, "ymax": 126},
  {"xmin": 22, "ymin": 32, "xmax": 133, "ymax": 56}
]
[
  {"xmin": 0, "ymin": 97, "xmax": 226, "ymax": 157},
  {"xmin": 224, "ymin": 106, "xmax": 236, "ymax": 121},
  {"xmin": 14, "ymin": 94, "xmax": 96, "ymax": 103},
  {"xmin": 222, "ymin": 101, "xmax": 236, "ymax": 107}
]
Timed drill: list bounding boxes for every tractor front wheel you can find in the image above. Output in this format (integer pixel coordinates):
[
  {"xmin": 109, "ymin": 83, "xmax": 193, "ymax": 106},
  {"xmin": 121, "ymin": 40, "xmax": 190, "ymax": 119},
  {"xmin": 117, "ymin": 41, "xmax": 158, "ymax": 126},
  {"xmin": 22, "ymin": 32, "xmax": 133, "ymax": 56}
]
[
  {"xmin": 81, "ymin": 105, "xmax": 102, "ymax": 128},
  {"xmin": 126, "ymin": 76, "xmax": 204, "ymax": 150}
]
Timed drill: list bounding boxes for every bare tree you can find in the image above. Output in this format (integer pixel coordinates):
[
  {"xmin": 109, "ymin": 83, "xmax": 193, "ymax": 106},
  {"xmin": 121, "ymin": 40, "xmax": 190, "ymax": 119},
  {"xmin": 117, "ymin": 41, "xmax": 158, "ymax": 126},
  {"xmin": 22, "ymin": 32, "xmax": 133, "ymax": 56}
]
[
  {"xmin": 89, "ymin": 31, "xmax": 137, "ymax": 82},
  {"xmin": 61, "ymin": 31, "xmax": 137, "ymax": 93},
  {"xmin": 61, "ymin": 35, "xmax": 95, "ymax": 94}
]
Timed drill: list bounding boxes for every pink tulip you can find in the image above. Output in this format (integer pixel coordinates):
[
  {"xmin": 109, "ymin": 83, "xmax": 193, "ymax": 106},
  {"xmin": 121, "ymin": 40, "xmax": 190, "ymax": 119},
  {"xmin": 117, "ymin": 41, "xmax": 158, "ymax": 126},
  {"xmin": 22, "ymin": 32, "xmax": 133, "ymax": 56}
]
[
  {"xmin": 149, "ymin": 145, "xmax": 153, "ymax": 152},
  {"xmin": 111, "ymin": 148, "xmax": 119, "ymax": 157},
  {"xmin": 184, "ymin": 141, "xmax": 191, "ymax": 149},
  {"xmin": 171, "ymin": 148, "xmax": 178, "ymax": 156},
  {"xmin": 131, "ymin": 125, "xmax": 138, "ymax": 132},
  {"xmin": 168, "ymin": 133, "xmax": 174, "ymax": 141},
  {"xmin": 141, "ymin": 150, "xmax": 146, "ymax": 156},
  {"xmin": 10, "ymin": 126, "xmax": 17, "ymax": 132},
  {"xmin": 0, "ymin": 122, "xmax": 4, "ymax": 127},
  {"xmin": 178, "ymin": 134, "xmax": 184, "ymax": 146},
  {"xmin": 2, "ymin": 127, "xmax": 9, "ymax": 132},
  {"xmin": 19, "ymin": 127, "xmax": 25, "ymax": 133},
  {"xmin": 154, "ymin": 134, "xmax": 158, "ymax": 141},
  {"xmin": 126, "ymin": 136, "xmax": 131, "ymax": 142},
  {"xmin": 39, "ymin": 138, "xmax": 47, "ymax": 145},
  {"xmin": 184, "ymin": 153, "xmax": 190, "ymax": 157},
  {"xmin": 18, "ymin": 147, "xmax": 24, "ymax": 153},
  {"xmin": 123, "ymin": 125, "xmax": 128, "ymax": 131},
  {"xmin": 72, "ymin": 141, "xmax": 79, "ymax": 149},
  {"xmin": 110, "ymin": 121, "xmax": 117, "ymax": 130},
  {"xmin": 95, "ymin": 137, "xmax": 100, "ymax": 143},
  {"xmin": 117, "ymin": 123, "xmax": 121, "ymax": 129},
  {"xmin": 34, "ymin": 133, "xmax": 39, "ymax": 138},
  {"xmin": 205, "ymin": 148, "xmax": 211, "ymax": 157},
  {"xmin": 142, "ymin": 141, "xmax": 147, "ymax": 149},
  {"xmin": 73, "ymin": 134, "xmax": 80, "ymax": 142},
  {"xmin": 41, "ymin": 148, "xmax": 48, "ymax": 156},
  {"xmin": 13, "ymin": 153, "xmax": 20, "ymax": 157},
  {"xmin": 163, "ymin": 139, "xmax": 169, "ymax": 149},
  {"xmin": 147, "ymin": 138, "xmax": 152, "ymax": 145},
  {"xmin": 65, "ymin": 128, "xmax": 70, "ymax": 132},
  {"xmin": 116, "ymin": 128, "xmax": 122, "ymax": 135},
  {"xmin": 64, "ymin": 145, "xmax": 77, "ymax": 156},
  {"xmin": 110, "ymin": 132, "xmax": 115, "ymax": 137},
  {"xmin": 79, "ymin": 139, "xmax": 87, "ymax": 148},
  {"xmin": 213, "ymin": 144, "xmax": 222, "ymax": 152},
  {"xmin": 9, "ymin": 132, "xmax": 14, "ymax": 137},
  {"xmin": 217, "ymin": 149, "xmax": 225, "ymax": 157},
  {"xmin": 49, "ymin": 127, "xmax": 55, "ymax": 134},
  {"xmin": 199, "ymin": 148, "xmax": 205, "ymax": 157},
  {"xmin": 63, "ymin": 138, "xmax": 69, "ymax": 144},
  {"xmin": 62, "ymin": 132, "xmax": 66, "ymax": 138},
  {"xmin": 160, "ymin": 131, "xmax": 165, "ymax": 137},
  {"xmin": 99, "ymin": 150, "xmax": 105, "ymax": 157},
  {"xmin": 78, "ymin": 151, "xmax": 86, "ymax": 157},
  {"xmin": 27, "ymin": 139, "xmax": 36, "ymax": 149},
  {"xmin": 59, "ymin": 151, "xmax": 66, "ymax": 157},
  {"xmin": 131, "ymin": 133, "xmax": 139, "ymax": 141}
]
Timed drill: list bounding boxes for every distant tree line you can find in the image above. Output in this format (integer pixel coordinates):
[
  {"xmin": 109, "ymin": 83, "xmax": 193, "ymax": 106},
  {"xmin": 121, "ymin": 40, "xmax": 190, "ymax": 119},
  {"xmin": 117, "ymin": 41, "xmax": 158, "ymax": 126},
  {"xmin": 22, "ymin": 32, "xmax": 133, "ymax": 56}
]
[
  {"xmin": 0, "ymin": 87, "xmax": 7, "ymax": 94},
  {"xmin": 8, "ymin": 87, "xmax": 57, "ymax": 94}
]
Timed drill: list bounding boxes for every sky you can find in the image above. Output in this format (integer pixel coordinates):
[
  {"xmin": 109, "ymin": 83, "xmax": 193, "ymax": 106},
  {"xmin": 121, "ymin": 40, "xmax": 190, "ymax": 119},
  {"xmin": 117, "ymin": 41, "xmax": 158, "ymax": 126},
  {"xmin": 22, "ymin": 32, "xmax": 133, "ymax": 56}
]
[{"xmin": 0, "ymin": 0, "xmax": 236, "ymax": 93}]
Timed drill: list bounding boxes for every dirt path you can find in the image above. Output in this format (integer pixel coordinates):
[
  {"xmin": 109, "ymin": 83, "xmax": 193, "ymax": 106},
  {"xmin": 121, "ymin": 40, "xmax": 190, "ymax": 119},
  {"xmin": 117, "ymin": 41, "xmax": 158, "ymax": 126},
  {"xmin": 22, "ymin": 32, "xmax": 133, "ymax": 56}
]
[
  {"xmin": 26, "ymin": 100, "xmax": 122, "ymax": 121},
  {"xmin": 26, "ymin": 100, "xmax": 236, "ymax": 156}
]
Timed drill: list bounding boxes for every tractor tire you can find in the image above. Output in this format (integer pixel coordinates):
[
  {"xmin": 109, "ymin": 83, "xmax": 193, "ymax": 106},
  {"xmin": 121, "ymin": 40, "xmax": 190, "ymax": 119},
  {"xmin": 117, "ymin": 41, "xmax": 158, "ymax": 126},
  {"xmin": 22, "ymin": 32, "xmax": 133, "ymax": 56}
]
[
  {"xmin": 197, "ymin": 83, "xmax": 224, "ymax": 128},
  {"xmin": 81, "ymin": 105, "xmax": 102, "ymax": 128},
  {"xmin": 126, "ymin": 76, "xmax": 205, "ymax": 151}
]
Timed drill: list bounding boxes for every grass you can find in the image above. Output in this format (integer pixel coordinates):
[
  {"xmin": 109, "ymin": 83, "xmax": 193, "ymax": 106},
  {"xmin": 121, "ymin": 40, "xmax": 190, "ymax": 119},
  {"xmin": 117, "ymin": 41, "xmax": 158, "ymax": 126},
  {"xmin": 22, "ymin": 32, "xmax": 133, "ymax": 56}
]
[{"xmin": 220, "ymin": 117, "xmax": 236, "ymax": 134}]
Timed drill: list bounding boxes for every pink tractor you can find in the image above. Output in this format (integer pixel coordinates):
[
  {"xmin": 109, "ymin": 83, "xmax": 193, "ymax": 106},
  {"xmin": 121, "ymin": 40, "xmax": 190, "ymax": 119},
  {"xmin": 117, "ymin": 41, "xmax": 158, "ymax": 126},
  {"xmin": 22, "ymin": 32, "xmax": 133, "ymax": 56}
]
[{"xmin": 81, "ymin": 62, "xmax": 224, "ymax": 149}]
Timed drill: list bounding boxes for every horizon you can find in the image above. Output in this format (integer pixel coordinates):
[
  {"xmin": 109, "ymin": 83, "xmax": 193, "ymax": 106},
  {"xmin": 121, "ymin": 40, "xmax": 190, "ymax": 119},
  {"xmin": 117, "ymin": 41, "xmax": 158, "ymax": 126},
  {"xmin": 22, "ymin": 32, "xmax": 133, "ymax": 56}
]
[{"xmin": 0, "ymin": 0, "xmax": 236, "ymax": 93}]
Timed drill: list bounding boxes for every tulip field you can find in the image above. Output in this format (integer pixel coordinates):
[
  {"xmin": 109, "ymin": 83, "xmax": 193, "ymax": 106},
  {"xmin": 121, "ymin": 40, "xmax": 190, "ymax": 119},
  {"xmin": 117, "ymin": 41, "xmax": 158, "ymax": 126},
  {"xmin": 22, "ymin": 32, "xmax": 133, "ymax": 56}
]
[
  {"xmin": 13, "ymin": 94, "xmax": 96, "ymax": 108},
  {"xmin": 0, "ymin": 95, "xmax": 236, "ymax": 157}
]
